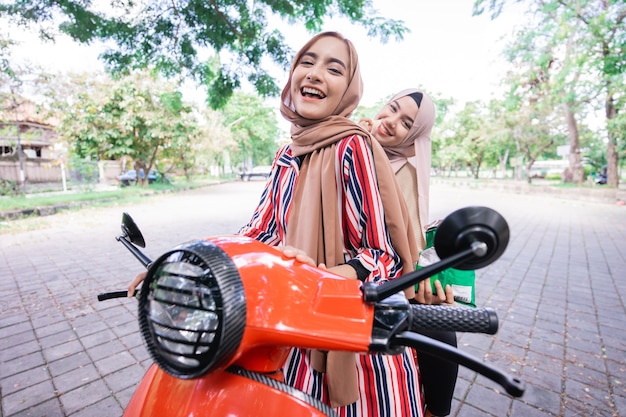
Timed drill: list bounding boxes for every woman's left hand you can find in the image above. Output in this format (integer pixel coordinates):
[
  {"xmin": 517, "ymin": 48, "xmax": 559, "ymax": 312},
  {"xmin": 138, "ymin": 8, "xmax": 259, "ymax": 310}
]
[{"xmin": 414, "ymin": 278, "xmax": 455, "ymax": 305}]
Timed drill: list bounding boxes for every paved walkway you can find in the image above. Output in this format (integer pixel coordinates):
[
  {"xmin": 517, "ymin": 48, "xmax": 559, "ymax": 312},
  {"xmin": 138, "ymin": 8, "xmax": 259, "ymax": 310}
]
[{"xmin": 1, "ymin": 181, "xmax": 625, "ymax": 417}]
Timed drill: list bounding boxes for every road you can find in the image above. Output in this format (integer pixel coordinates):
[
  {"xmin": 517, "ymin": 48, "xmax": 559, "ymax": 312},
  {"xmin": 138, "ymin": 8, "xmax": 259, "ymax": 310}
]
[{"xmin": 1, "ymin": 180, "xmax": 625, "ymax": 417}]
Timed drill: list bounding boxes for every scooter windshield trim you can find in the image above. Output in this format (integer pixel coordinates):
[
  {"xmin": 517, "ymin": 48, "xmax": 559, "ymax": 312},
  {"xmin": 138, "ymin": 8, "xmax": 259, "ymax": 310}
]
[
  {"xmin": 138, "ymin": 240, "xmax": 246, "ymax": 379},
  {"xmin": 228, "ymin": 366, "xmax": 338, "ymax": 417}
]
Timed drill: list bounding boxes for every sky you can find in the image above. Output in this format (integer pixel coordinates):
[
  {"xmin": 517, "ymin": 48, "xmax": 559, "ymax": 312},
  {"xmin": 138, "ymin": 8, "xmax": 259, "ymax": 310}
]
[
  {"xmin": 295, "ymin": 1, "xmax": 525, "ymax": 107},
  {"xmin": 5, "ymin": 0, "xmax": 526, "ymax": 109}
]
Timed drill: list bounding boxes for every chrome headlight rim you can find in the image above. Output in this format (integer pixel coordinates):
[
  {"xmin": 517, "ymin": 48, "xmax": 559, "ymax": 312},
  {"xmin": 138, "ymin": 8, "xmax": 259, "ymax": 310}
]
[{"xmin": 138, "ymin": 240, "xmax": 246, "ymax": 379}]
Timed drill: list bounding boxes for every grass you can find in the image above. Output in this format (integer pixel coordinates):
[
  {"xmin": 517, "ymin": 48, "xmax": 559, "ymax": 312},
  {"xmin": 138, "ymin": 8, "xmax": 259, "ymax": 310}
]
[
  {"xmin": 0, "ymin": 176, "xmax": 230, "ymax": 213},
  {"xmin": 0, "ymin": 188, "xmax": 134, "ymax": 211}
]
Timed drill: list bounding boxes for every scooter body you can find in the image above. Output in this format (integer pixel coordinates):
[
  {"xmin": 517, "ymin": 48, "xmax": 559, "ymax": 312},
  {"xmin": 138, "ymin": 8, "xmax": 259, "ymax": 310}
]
[
  {"xmin": 125, "ymin": 236, "xmax": 370, "ymax": 417},
  {"xmin": 101, "ymin": 206, "xmax": 524, "ymax": 417},
  {"xmin": 126, "ymin": 364, "xmax": 332, "ymax": 417}
]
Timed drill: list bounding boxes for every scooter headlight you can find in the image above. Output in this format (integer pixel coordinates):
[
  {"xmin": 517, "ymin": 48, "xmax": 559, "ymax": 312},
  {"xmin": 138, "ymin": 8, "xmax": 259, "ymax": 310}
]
[{"xmin": 138, "ymin": 240, "xmax": 245, "ymax": 379}]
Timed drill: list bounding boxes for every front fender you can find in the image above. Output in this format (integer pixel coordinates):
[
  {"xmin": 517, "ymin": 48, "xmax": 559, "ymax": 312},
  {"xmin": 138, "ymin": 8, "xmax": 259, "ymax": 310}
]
[{"xmin": 124, "ymin": 364, "xmax": 333, "ymax": 417}]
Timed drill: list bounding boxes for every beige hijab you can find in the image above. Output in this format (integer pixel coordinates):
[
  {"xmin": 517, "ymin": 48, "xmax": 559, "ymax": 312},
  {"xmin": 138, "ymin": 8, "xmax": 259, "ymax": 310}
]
[
  {"xmin": 375, "ymin": 89, "xmax": 436, "ymax": 243},
  {"xmin": 280, "ymin": 32, "xmax": 418, "ymax": 408}
]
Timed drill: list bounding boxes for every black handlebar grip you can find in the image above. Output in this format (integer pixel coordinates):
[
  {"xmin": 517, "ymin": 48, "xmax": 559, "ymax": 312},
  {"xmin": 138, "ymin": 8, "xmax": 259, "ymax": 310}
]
[
  {"xmin": 97, "ymin": 290, "xmax": 135, "ymax": 301},
  {"xmin": 410, "ymin": 305, "xmax": 499, "ymax": 335}
]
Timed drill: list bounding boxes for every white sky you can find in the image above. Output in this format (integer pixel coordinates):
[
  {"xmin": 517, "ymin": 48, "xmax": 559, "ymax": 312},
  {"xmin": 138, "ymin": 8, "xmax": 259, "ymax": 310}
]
[
  {"xmin": 6, "ymin": 0, "xmax": 525, "ymax": 108},
  {"xmin": 294, "ymin": 0, "xmax": 524, "ymax": 106}
]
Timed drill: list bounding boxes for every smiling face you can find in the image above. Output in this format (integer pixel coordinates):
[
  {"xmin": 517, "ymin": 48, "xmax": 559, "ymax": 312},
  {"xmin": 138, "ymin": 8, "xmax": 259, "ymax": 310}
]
[
  {"xmin": 289, "ymin": 35, "xmax": 351, "ymax": 120},
  {"xmin": 371, "ymin": 95, "xmax": 420, "ymax": 146}
]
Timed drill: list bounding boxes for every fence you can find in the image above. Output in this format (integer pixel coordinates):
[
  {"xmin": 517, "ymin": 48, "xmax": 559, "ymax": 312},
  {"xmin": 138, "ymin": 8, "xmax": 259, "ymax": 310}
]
[{"xmin": 0, "ymin": 160, "xmax": 122, "ymax": 184}]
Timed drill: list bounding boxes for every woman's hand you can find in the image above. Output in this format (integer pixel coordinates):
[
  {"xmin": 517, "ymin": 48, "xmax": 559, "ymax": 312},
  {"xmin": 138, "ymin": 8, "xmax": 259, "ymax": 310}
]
[
  {"xmin": 358, "ymin": 118, "xmax": 380, "ymax": 133},
  {"xmin": 320, "ymin": 263, "xmax": 358, "ymax": 280},
  {"xmin": 279, "ymin": 246, "xmax": 358, "ymax": 280},
  {"xmin": 128, "ymin": 271, "xmax": 146, "ymax": 297},
  {"xmin": 278, "ymin": 245, "xmax": 317, "ymax": 267},
  {"xmin": 414, "ymin": 278, "xmax": 455, "ymax": 305}
]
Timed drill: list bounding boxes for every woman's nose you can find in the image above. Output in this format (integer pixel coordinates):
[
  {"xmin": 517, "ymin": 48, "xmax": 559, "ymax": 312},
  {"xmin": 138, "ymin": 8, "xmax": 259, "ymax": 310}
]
[{"xmin": 306, "ymin": 65, "xmax": 322, "ymax": 81}]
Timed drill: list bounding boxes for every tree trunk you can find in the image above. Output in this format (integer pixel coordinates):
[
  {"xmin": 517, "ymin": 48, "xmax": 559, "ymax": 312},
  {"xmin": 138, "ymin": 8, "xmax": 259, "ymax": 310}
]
[
  {"xmin": 562, "ymin": 103, "xmax": 585, "ymax": 184},
  {"xmin": 499, "ymin": 148, "xmax": 509, "ymax": 175},
  {"xmin": 605, "ymin": 93, "xmax": 619, "ymax": 187},
  {"xmin": 525, "ymin": 162, "xmax": 534, "ymax": 184}
]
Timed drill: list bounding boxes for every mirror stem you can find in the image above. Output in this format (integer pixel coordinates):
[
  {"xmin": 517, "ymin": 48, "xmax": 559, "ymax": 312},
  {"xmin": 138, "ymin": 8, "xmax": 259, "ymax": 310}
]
[
  {"xmin": 116, "ymin": 236, "xmax": 152, "ymax": 268},
  {"xmin": 364, "ymin": 246, "xmax": 479, "ymax": 302}
]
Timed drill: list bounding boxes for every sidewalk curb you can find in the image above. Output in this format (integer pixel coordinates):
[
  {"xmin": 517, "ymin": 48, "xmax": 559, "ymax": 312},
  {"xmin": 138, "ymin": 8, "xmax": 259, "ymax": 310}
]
[
  {"xmin": 0, "ymin": 180, "xmax": 230, "ymax": 222},
  {"xmin": 432, "ymin": 178, "xmax": 626, "ymax": 206}
]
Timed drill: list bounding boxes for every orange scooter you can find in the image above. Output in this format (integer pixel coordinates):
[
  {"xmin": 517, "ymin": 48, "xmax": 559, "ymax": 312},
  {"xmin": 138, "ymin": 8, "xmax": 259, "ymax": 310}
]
[{"xmin": 98, "ymin": 206, "xmax": 525, "ymax": 417}]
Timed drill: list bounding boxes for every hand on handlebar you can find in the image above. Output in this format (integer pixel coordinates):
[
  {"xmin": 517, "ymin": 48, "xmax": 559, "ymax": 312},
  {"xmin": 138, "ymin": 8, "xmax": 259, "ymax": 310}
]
[
  {"xmin": 128, "ymin": 271, "xmax": 146, "ymax": 297},
  {"xmin": 414, "ymin": 278, "xmax": 455, "ymax": 305}
]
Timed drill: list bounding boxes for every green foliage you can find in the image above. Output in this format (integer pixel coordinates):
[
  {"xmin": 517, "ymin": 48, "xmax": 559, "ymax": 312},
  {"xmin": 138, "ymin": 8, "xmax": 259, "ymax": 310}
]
[
  {"xmin": 473, "ymin": 0, "xmax": 625, "ymax": 186},
  {"xmin": 1, "ymin": 37, "xmax": 17, "ymax": 81},
  {"xmin": 0, "ymin": 0, "xmax": 407, "ymax": 108},
  {"xmin": 223, "ymin": 92, "xmax": 281, "ymax": 168},
  {"xmin": 545, "ymin": 171, "xmax": 561, "ymax": 180},
  {"xmin": 47, "ymin": 70, "xmax": 202, "ymax": 184},
  {"xmin": 68, "ymin": 155, "xmax": 99, "ymax": 191},
  {"xmin": 0, "ymin": 178, "xmax": 21, "ymax": 196}
]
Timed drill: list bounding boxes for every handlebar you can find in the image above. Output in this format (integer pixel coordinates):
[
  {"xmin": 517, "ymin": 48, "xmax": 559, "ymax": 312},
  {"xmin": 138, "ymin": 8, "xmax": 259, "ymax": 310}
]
[
  {"xmin": 97, "ymin": 289, "xmax": 137, "ymax": 301},
  {"xmin": 393, "ymin": 331, "xmax": 525, "ymax": 397},
  {"xmin": 409, "ymin": 304, "xmax": 499, "ymax": 334}
]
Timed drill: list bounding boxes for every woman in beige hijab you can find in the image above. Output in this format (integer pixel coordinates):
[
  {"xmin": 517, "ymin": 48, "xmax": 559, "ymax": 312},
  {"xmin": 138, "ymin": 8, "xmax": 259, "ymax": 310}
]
[
  {"xmin": 239, "ymin": 32, "xmax": 421, "ymax": 416},
  {"xmin": 362, "ymin": 90, "xmax": 457, "ymax": 417}
]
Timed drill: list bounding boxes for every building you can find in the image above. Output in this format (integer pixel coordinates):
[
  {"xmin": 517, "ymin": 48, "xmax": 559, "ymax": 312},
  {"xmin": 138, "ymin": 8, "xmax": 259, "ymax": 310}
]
[{"xmin": 0, "ymin": 97, "xmax": 63, "ymax": 184}]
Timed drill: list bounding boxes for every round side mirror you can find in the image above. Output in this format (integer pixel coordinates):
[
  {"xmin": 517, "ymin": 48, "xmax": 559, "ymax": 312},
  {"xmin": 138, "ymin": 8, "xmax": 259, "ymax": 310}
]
[
  {"xmin": 121, "ymin": 212, "xmax": 146, "ymax": 248},
  {"xmin": 434, "ymin": 206, "xmax": 510, "ymax": 270}
]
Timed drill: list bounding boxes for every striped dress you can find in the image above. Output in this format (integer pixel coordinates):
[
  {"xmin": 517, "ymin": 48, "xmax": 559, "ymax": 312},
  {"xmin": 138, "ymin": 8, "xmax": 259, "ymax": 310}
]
[{"xmin": 239, "ymin": 134, "xmax": 422, "ymax": 417}]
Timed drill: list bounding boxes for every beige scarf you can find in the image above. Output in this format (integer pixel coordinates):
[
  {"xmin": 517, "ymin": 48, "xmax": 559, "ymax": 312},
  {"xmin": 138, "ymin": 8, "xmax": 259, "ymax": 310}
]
[
  {"xmin": 280, "ymin": 32, "xmax": 418, "ymax": 408},
  {"xmin": 373, "ymin": 89, "xmax": 436, "ymax": 250}
]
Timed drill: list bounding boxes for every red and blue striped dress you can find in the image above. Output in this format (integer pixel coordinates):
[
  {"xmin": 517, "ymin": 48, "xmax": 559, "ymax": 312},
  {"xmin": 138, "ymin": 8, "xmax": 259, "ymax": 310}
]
[{"xmin": 239, "ymin": 134, "xmax": 422, "ymax": 417}]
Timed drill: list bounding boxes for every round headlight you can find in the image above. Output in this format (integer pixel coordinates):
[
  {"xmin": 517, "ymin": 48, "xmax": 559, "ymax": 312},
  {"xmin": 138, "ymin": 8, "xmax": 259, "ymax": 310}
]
[{"xmin": 138, "ymin": 240, "xmax": 246, "ymax": 378}]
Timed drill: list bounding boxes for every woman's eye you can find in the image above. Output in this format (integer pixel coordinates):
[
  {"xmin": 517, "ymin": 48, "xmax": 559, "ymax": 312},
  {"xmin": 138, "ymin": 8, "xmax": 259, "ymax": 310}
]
[
  {"xmin": 389, "ymin": 104, "xmax": 398, "ymax": 113},
  {"xmin": 299, "ymin": 60, "xmax": 314, "ymax": 66},
  {"xmin": 329, "ymin": 67, "xmax": 343, "ymax": 75}
]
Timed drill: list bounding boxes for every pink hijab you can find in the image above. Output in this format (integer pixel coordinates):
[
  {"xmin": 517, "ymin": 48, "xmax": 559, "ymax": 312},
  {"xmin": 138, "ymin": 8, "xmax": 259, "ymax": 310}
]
[{"xmin": 376, "ymin": 89, "xmax": 436, "ymax": 234}]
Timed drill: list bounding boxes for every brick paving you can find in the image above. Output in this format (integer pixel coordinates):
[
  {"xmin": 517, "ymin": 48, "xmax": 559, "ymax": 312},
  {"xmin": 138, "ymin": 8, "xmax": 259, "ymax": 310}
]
[{"xmin": 1, "ymin": 180, "xmax": 625, "ymax": 417}]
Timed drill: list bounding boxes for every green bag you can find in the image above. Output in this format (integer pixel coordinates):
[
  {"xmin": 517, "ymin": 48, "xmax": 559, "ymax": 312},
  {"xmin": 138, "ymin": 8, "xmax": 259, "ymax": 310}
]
[{"xmin": 415, "ymin": 225, "xmax": 477, "ymax": 307}]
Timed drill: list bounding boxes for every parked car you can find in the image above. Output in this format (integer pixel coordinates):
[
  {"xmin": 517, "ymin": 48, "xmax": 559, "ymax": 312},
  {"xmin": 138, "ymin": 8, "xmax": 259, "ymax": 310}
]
[
  {"xmin": 239, "ymin": 165, "xmax": 272, "ymax": 181},
  {"xmin": 595, "ymin": 165, "xmax": 607, "ymax": 185},
  {"xmin": 117, "ymin": 169, "xmax": 157, "ymax": 186}
]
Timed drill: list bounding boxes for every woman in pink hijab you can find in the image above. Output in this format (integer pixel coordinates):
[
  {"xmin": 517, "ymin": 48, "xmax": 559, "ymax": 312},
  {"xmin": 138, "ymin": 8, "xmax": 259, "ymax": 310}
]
[
  {"xmin": 362, "ymin": 89, "xmax": 458, "ymax": 417},
  {"xmin": 361, "ymin": 89, "xmax": 435, "ymax": 252}
]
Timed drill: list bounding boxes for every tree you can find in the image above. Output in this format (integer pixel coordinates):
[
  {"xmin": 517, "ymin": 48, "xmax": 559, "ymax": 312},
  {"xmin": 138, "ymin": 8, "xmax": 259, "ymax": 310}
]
[
  {"xmin": 1, "ymin": 0, "xmax": 408, "ymax": 109},
  {"xmin": 453, "ymin": 102, "xmax": 485, "ymax": 179},
  {"xmin": 50, "ymin": 70, "xmax": 200, "ymax": 184},
  {"xmin": 507, "ymin": 103, "xmax": 562, "ymax": 184},
  {"xmin": 222, "ymin": 92, "xmax": 281, "ymax": 169},
  {"xmin": 473, "ymin": 0, "xmax": 626, "ymax": 186},
  {"xmin": 478, "ymin": 98, "xmax": 515, "ymax": 178},
  {"xmin": 0, "ymin": 35, "xmax": 50, "ymax": 192},
  {"xmin": 193, "ymin": 107, "xmax": 239, "ymax": 177}
]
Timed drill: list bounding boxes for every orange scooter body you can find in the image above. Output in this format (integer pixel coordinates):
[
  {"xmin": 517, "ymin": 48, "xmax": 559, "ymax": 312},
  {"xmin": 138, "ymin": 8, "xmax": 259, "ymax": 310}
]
[
  {"xmin": 124, "ymin": 235, "xmax": 375, "ymax": 417},
  {"xmin": 125, "ymin": 364, "xmax": 331, "ymax": 417}
]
